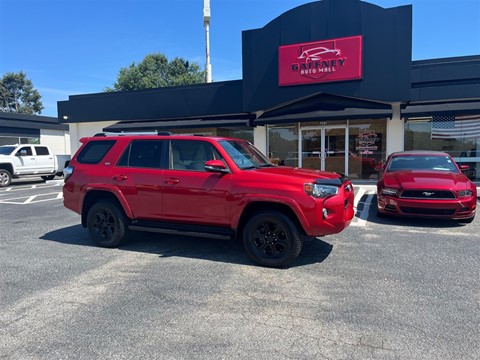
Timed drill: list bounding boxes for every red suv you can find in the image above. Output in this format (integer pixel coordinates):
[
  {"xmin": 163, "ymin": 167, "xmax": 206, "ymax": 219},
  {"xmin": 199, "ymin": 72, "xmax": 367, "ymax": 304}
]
[{"xmin": 63, "ymin": 133, "xmax": 355, "ymax": 267}]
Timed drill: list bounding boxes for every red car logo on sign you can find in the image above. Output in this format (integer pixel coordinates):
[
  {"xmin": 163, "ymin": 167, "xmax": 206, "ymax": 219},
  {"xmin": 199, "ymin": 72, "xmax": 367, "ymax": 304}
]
[{"xmin": 298, "ymin": 46, "xmax": 341, "ymax": 61}]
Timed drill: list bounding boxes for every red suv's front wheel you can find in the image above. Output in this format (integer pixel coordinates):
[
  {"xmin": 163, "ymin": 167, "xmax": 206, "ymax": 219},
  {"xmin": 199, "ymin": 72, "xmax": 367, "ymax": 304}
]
[{"xmin": 242, "ymin": 210, "xmax": 303, "ymax": 268}]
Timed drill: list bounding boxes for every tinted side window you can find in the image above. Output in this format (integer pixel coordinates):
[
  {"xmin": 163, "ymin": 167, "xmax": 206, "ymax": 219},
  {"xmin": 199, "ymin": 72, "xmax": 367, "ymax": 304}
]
[
  {"xmin": 35, "ymin": 146, "xmax": 50, "ymax": 155},
  {"xmin": 170, "ymin": 140, "xmax": 221, "ymax": 171},
  {"xmin": 16, "ymin": 146, "xmax": 33, "ymax": 156},
  {"xmin": 77, "ymin": 140, "xmax": 115, "ymax": 164},
  {"xmin": 117, "ymin": 140, "xmax": 163, "ymax": 169}
]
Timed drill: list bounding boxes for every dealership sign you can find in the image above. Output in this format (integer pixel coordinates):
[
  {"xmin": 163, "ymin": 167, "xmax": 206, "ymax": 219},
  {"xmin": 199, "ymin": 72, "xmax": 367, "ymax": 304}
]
[{"xmin": 279, "ymin": 36, "xmax": 363, "ymax": 86}]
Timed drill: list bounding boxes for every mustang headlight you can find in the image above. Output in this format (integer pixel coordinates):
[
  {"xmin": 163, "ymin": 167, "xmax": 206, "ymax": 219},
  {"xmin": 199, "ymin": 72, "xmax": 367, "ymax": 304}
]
[
  {"xmin": 458, "ymin": 190, "xmax": 473, "ymax": 197},
  {"xmin": 304, "ymin": 183, "xmax": 339, "ymax": 198},
  {"xmin": 381, "ymin": 187, "xmax": 399, "ymax": 196}
]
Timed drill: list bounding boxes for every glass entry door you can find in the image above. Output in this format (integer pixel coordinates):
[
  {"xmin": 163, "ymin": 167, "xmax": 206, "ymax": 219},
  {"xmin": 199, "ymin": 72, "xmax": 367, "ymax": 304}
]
[{"xmin": 300, "ymin": 126, "xmax": 349, "ymax": 175}]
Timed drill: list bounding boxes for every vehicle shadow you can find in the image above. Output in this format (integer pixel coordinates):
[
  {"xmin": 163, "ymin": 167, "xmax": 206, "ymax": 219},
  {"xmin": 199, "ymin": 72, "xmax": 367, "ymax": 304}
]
[
  {"xmin": 367, "ymin": 194, "xmax": 471, "ymax": 228},
  {"xmin": 10, "ymin": 178, "xmax": 48, "ymax": 186},
  {"xmin": 40, "ymin": 225, "xmax": 333, "ymax": 268}
]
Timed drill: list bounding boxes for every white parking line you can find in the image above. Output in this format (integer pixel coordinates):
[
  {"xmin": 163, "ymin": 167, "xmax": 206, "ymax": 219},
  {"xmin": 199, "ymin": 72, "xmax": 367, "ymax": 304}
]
[
  {"xmin": 0, "ymin": 192, "xmax": 63, "ymax": 205},
  {"xmin": 24, "ymin": 196, "xmax": 36, "ymax": 204},
  {"xmin": 351, "ymin": 188, "xmax": 376, "ymax": 227},
  {"xmin": 0, "ymin": 182, "xmax": 62, "ymax": 194}
]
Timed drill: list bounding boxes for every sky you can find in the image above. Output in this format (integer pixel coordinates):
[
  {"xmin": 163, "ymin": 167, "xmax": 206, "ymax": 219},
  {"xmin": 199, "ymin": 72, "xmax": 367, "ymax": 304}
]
[{"xmin": 0, "ymin": 0, "xmax": 479, "ymax": 117}]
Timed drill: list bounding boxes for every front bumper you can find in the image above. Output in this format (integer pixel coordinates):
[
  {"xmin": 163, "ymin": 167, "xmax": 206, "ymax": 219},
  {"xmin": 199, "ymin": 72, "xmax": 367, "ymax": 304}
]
[
  {"xmin": 308, "ymin": 182, "xmax": 355, "ymax": 236},
  {"xmin": 377, "ymin": 194, "xmax": 476, "ymax": 220}
]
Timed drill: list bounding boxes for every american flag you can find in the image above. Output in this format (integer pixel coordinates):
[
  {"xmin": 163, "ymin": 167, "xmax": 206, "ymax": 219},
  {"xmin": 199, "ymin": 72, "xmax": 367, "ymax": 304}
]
[{"xmin": 431, "ymin": 114, "xmax": 480, "ymax": 139}]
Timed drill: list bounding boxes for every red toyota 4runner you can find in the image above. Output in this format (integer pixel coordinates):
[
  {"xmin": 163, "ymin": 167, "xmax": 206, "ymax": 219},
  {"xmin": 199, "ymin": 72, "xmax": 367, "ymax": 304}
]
[{"xmin": 63, "ymin": 133, "xmax": 355, "ymax": 267}]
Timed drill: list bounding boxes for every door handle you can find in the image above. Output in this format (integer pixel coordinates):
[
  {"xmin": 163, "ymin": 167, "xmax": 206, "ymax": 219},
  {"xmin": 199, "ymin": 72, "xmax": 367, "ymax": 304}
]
[
  {"xmin": 165, "ymin": 178, "xmax": 180, "ymax": 184},
  {"xmin": 113, "ymin": 175, "xmax": 128, "ymax": 181}
]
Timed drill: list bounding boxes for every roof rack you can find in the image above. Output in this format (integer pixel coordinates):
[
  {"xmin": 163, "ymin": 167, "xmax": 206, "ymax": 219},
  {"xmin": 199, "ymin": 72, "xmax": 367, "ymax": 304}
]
[{"xmin": 93, "ymin": 131, "xmax": 173, "ymax": 137}]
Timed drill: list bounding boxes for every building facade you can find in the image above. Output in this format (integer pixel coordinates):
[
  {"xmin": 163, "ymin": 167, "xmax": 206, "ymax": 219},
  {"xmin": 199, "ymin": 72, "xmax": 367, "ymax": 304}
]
[
  {"xmin": 57, "ymin": 0, "xmax": 480, "ymax": 180},
  {"xmin": 0, "ymin": 112, "xmax": 70, "ymax": 155}
]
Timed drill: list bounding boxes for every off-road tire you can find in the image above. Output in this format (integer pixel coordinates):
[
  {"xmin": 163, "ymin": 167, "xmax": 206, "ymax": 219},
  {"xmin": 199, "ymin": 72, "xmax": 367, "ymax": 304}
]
[
  {"xmin": 243, "ymin": 210, "xmax": 303, "ymax": 268},
  {"xmin": 87, "ymin": 200, "xmax": 129, "ymax": 247}
]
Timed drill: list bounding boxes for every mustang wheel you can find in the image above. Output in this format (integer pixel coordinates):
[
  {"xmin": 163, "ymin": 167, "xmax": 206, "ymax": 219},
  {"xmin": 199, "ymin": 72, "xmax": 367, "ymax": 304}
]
[
  {"xmin": 87, "ymin": 200, "xmax": 128, "ymax": 247},
  {"xmin": 243, "ymin": 210, "xmax": 303, "ymax": 267},
  {"xmin": 0, "ymin": 169, "xmax": 12, "ymax": 187}
]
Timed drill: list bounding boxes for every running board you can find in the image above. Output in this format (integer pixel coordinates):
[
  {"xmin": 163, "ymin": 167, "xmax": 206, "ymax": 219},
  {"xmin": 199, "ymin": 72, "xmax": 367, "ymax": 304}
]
[{"xmin": 129, "ymin": 222, "xmax": 234, "ymax": 240}]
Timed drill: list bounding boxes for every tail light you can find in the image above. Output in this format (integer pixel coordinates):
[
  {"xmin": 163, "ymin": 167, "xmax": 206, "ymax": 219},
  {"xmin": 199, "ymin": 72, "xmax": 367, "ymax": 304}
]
[{"xmin": 63, "ymin": 166, "xmax": 74, "ymax": 182}]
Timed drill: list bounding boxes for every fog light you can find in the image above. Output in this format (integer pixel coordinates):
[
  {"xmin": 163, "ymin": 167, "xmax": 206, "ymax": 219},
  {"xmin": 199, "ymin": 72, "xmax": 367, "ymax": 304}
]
[{"xmin": 323, "ymin": 208, "xmax": 328, "ymax": 219}]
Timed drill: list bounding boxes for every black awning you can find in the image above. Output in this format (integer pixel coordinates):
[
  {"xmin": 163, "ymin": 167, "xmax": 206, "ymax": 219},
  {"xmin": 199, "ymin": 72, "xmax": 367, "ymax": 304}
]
[
  {"xmin": 0, "ymin": 119, "xmax": 68, "ymax": 131},
  {"xmin": 402, "ymin": 101, "xmax": 480, "ymax": 118},
  {"xmin": 103, "ymin": 117, "xmax": 251, "ymax": 132},
  {"xmin": 255, "ymin": 93, "xmax": 392, "ymax": 125}
]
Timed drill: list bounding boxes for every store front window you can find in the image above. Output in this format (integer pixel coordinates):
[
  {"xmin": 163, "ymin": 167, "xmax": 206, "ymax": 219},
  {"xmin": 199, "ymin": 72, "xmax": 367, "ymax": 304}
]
[
  {"xmin": 267, "ymin": 119, "xmax": 386, "ymax": 180},
  {"xmin": 348, "ymin": 119, "xmax": 386, "ymax": 180},
  {"xmin": 405, "ymin": 115, "xmax": 480, "ymax": 180},
  {"xmin": 267, "ymin": 125, "xmax": 298, "ymax": 166}
]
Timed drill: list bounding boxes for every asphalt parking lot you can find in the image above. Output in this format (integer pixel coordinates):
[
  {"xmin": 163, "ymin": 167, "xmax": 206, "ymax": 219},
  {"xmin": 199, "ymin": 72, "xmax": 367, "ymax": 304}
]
[{"xmin": 1, "ymin": 179, "xmax": 479, "ymax": 359}]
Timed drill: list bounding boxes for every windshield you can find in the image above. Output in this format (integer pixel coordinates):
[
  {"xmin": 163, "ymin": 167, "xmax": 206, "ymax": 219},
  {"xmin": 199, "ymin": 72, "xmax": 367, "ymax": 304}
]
[
  {"xmin": 219, "ymin": 140, "xmax": 273, "ymax": 170},
  {"xmin": 387, "ymin": 155, "xmax": 459, "ymax": 173},
  {"xmin": 0, "ymin": 146, "xmax": 16, "ymax": 155}
]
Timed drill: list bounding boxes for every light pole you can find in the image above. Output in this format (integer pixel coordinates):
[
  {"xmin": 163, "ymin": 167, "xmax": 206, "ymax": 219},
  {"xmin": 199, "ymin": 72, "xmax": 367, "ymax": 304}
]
[{"xmin": 203, "ymin": 0, "xmax": 212, "ymax": 83}]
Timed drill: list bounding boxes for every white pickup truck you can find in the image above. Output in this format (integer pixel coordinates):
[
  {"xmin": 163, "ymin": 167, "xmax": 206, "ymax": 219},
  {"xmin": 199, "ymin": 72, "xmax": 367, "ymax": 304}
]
[{"xmin": 0, "ymin": 144, "xmax": 71, "ymax": 187}]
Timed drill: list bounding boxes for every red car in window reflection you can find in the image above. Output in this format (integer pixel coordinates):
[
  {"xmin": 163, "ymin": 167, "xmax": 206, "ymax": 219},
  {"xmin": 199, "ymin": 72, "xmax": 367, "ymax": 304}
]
[{"xmin": 376, "ymin": 151, "xmax": 477, "ymax": 223}]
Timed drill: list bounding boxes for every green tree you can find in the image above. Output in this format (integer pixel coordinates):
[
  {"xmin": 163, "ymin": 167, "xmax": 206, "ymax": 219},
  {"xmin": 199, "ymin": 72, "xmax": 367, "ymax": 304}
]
[
  {"xmin": 0, "ymin": 71, "xmax": 43, "ymax": 114},
  {"xmin": 106, "ymin": 53, "xmax": 205, "ymax": 92}
]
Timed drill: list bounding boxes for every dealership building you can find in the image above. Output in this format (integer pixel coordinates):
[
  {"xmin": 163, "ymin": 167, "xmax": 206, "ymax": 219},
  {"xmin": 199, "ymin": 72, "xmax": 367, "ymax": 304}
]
[{"xmin": 57, "ymin": 0, "xmax": 480, "ymax": 181}]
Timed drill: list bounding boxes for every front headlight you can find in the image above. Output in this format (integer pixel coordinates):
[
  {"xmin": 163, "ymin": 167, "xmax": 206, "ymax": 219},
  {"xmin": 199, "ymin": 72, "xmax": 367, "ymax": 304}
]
[
  {"xmin": 381, "ymin": 187, "xmax": 399, "ymax": 196},
  {"xmin": 304, "ymin": 183, "xmax": 339, "ymax": 198},
  {"xmin": 458, "ymin": 190, "xmax": 473, "ymax": 197}
]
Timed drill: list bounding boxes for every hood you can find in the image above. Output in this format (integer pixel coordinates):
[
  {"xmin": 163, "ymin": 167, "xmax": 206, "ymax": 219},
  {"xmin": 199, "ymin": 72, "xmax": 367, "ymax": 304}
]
[
  {"xmin": 253, "ymin": 166, "xmax": 344, "ymax": 182},
  {"xmin": 383, "ymin": 170, "xmax": 470, "ymax": 190}
]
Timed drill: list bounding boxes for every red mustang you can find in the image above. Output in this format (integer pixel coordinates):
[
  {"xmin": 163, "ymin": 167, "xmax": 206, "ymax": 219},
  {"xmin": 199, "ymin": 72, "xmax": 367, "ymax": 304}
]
[{"xmin": 376, "ymin": 151, "xmax": 477, "ymax": 222}]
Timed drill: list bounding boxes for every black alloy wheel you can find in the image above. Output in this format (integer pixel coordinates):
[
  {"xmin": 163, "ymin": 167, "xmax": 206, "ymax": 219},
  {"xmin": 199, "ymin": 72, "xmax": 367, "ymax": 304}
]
[
  {"xmin": 243, "ymin": 210, "xmax": 302, "ymax": 268},
  {"xmin": 87, "ymin": 200, "xmax": 128, "ymax": 247}
]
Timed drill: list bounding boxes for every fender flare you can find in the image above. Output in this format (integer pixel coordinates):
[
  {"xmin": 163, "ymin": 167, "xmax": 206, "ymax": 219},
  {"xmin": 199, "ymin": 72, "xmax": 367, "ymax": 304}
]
[
  {"xmin": 232, "ymin": 194, "xmax": 312, "ymax": 232},
  {"xmin": 81, "ymin": 184, "xmax": 135, "ymax": 219}
]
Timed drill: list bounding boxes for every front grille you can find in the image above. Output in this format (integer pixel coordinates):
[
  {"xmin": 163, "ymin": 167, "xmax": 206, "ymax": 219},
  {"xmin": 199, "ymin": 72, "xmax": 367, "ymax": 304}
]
[
  {"xmin": 400, "ymin": 190, "xmax": 455, "ymax": 199},
  {"xmin": 400, "ymin": 207, "xmax": 455, "ymax": 216}
]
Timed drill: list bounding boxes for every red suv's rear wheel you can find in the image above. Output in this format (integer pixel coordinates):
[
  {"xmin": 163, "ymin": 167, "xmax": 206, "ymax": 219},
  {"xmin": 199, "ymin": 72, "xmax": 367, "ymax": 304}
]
[
  {"xmin": 87, "ymin": 200, "xmax": 128, "ymax": 247},
  {"xmin": 243, "ymin": 210, "xmax": 303, "ymax": 267}
]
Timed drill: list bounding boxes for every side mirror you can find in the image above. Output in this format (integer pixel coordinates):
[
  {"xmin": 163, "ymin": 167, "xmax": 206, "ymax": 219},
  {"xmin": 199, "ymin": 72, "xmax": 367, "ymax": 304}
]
[
  {"xmin": 459, "ymin": 164, "xmax": 470, "ymax": 171},
  {"xmin": 374, "ymin": 162, "xmax": 385, "ymax": 172},
  {"xmin": 205, "ymin": 160, "xmax": 229, "ymax": 173},
  {"xmin": 17, "ymin": 149, "xmax": 27, "ymax": 156}
]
